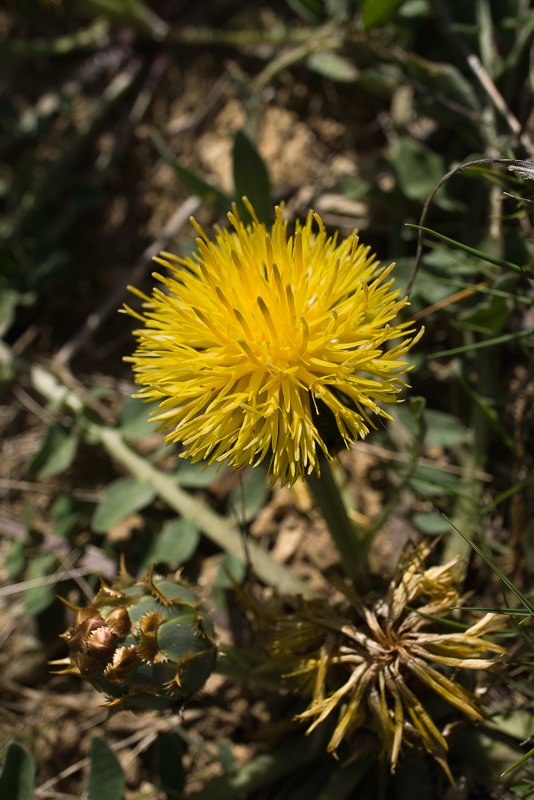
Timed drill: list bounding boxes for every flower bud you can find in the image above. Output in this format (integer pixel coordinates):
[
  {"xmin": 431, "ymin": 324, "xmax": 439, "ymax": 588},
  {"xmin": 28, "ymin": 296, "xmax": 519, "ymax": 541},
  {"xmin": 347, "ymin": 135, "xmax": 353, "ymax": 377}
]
[{"xmin": 52, "ymin": 565, "xmax": 217, "ymax": 710}]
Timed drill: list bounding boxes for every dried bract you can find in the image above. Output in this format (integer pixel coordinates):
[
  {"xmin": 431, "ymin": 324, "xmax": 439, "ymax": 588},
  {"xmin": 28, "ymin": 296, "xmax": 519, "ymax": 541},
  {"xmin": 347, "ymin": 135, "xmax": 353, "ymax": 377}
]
[{"xmin": 247, "ymin": 542, "xmax": 506, "ymax": 781}]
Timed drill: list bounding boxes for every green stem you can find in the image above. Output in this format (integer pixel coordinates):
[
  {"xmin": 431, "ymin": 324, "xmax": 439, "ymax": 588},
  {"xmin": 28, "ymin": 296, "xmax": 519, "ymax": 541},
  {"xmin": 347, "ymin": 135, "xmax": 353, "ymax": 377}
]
[
  {"xmin": 0, "ymin": 19, "xmax": 111, "ymax": 59},
  {"xmin": 305, "ymin": 455, "xmax": 365, "ymax": 579},
  {"xmin": 0, "ymin": 344, "xmax": 316, "ymax": 600},
  {"xmin": 168, "ymin": 24, "xmax": 341, "ymax": 49},
  {"xmin": 97, "ymin": 427, "xmax": 315, "ymax": 598}
]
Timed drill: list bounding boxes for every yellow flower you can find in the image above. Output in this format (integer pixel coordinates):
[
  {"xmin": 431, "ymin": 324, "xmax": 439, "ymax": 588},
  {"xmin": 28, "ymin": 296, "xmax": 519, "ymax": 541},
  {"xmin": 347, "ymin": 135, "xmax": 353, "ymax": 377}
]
[
  {"xmin": 124, "ymin": 200, "xmax": 421, "ymax": 486},
  {"xmin": 246, "ymin": 542, "xmax": 506, "ymax": 782}
]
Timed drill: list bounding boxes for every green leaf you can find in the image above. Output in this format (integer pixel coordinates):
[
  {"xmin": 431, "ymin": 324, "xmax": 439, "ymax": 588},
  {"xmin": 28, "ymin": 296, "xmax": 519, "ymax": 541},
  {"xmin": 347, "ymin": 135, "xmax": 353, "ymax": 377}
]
[
  {"xmin": 80, "ymin": 0, "xmax": 168, "ymax": 39},
  {"xmin": 87, "ymin": 736, "xmax": 125, "ymax": 800},
  {"xmin": 362, "ymin": 0, "xmax": 405, "ymax": 28},
  {"xmin": 431, "ymin": 327, "xmax": 533, "ymax": 359},
  {"xmin": 337, "ymin": 174, "xmax": 371, "ymax": 201},
  {"xmin": 5, "ymin": 539, "xmax": 26, "ymax": 578},
  {"xmin": 416, "ymin": 249, "xmax": 459, "ymax": 278},
  {"xmin": 406, "ymin": 225, "xmax": 527, "ymax": 275},
  {"xmin": 215, "ymin": 739, "xmax": 235, "ymax": 776},
  {"xmin": 142, "ymin": 517, "xmax": 200, "ymax": 569},
  {"xmin": 118, "ymin": 397, "xmax": 160, "ymax": 440},
  {"xmin": 502, "ymin": 744, "xmax": 534, "ymax": 777},
  {"xmin": 459, "ymin": 295, "xmax": 509, "ymax": 334},
  {"xmin": 232, "ymin": 129, "xmax": 273, "ymax": 225},
  {"xmin": 399, "ymin": 0, "xmax": 429, "ymax": 17},
  {"xmin": 25, "ymin": 552, "xmax": 58, "ymax": 616},
  {"xmin": 27, "ymin": 423, "xmax": 79, "ymax": 478},
  {"xmin": 212, "ymin": 552, "xmax": 247, "ymax": 610},
  {"xmin": 316, "ymin": 759, "xmax": 371, "ymax": 799},
  {"xmin": 229, "ymin": 468, "xmax": 269, "ymax": 525},
  {"xmin": 423, "ymin": 409, "xmax": 471, "ymax": 447},
  {"xmin": 24, "ymin": 564, "xmax": 57, "ymax": 617},
  {"xmin": 50, "ymin": 494, "xmax": 90, "ymax": 539},
  {"xmin": 24, "ymin": 552, "xmax": 58, "ymax": 617},
  {"xmin": 175, "ymin": 458, "xmax": 223, "ymax": 488},
  {"xmin": 306, "ymin": 52, "xmax": 358, "ymax": 82},
  {"xmin": 409, "ymin": 464, "xmax": 459, "ymax": 498},
  {"xmin": 91, "ymin": 477, "xmax": 156, "ymax": 533},
  {"xmin": 150, "ymin": 130, "xmax": 230, "ymax": 210},
  {"xmin": 437, "ymin": 276, "xmax": 534, "ymax": 308},
  {"xmin": 0, "ymin": 289, "xmax": 20, "ymax": 337},
  {"xmin": 403, "ymin": 55, "xmax": 480, "ymax": 115},
  {"xmin": 156, "ymin": 732, "xmax": 185, "ymax": 798},
  {"xmin": 184, "ymin": 731, "xmax": 330, "ymax": 799},
  {"xmin": 412, "ymin": 512, "xmax": 450, "ymax": 535},
  {"xmin": 394, "ymin": 138, "xmax": 444, "ymax": 201},
  {"xmin": 448, "ymin": 519, "xmax": 534, "ymax": 615},
  {"xmin": 217, "ymin": 552, "xmax": 247, "ymax": 588},
  {"xmin": 0, "ymin": 742, "xmax": 35, "ymax": 800},
  {"xmin": 285, "ymin": 0, "xmax": 323, "ymax": 23},
  {"xmin": 355, "ymin": 66, "xmax": 399, "ymax": 99}
]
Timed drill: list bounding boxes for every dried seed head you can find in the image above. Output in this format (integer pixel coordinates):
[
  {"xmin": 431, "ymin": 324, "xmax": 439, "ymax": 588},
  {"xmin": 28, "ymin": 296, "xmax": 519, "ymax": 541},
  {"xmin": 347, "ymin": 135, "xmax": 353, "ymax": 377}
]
[{"xmin": 244, "ymin": 541, "xmax": 506, "ymax": 782}]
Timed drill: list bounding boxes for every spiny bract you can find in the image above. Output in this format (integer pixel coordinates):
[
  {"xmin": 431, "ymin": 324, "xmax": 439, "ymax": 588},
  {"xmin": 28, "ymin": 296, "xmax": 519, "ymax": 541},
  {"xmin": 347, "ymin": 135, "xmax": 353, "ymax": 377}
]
[{"xmin": 52, "ymin": 564, "xmax": 217, "ymax": 710}]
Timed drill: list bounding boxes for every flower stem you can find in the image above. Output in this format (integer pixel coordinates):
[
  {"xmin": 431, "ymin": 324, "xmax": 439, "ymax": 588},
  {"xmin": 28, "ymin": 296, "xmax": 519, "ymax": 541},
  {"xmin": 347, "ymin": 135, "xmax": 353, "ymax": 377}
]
[{"xmin": 305, "ymin": 456, "xmax": 366, "ymax": 579}]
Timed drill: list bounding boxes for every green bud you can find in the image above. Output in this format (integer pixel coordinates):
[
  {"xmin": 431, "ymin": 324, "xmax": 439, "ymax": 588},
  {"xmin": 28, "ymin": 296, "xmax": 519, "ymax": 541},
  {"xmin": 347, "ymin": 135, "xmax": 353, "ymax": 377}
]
[{"xmin": 52, "ymin": 564, "xmax": 217, "ymax": 710}]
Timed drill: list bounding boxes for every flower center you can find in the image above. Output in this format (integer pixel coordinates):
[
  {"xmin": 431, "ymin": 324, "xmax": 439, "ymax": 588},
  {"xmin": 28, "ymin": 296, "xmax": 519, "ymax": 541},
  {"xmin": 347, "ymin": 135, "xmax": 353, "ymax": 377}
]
[{"xmin": 231, "ymin": 291, "xmax": 311, "ymax": 372}]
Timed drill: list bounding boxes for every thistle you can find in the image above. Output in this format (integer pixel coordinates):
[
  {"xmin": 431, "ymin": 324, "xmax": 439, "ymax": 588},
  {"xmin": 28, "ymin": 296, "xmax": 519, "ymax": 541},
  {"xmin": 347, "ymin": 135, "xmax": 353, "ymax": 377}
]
[
  {"xmin": 124, "ymin": 199, "xmax": 421, "ymax": 487},
  {"xmin": 245, "ymin": 541, "xmax": 506, "ymax": 782},
  {"xmin": 52, "ymin": 564, "xmax": 217, "ymax": 710}
]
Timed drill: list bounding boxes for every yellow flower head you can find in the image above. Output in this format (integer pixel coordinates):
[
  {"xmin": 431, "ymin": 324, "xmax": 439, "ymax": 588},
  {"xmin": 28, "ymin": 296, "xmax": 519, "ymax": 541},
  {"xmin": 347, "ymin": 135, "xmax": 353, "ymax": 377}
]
[
  {"xmin": 125, "ymin": 200, "xmax": 421, "ymax": 485},
  {"xmin": 245, "ymin": 542, "xmax": 506, "ymax": 782}
]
